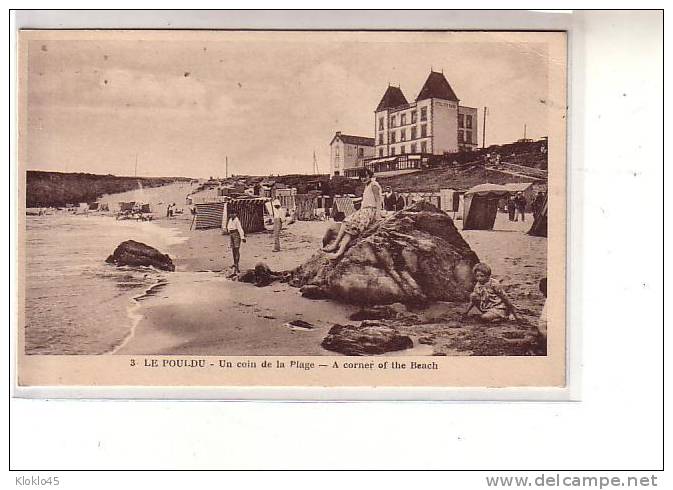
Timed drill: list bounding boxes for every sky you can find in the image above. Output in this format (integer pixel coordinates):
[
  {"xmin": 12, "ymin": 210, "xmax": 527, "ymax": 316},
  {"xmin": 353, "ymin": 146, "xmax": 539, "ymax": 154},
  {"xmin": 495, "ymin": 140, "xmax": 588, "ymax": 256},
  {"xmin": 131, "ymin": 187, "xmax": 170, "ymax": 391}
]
[{"xmin": 24, "ymin": 31, "xmax": 563, "ymax": 178}]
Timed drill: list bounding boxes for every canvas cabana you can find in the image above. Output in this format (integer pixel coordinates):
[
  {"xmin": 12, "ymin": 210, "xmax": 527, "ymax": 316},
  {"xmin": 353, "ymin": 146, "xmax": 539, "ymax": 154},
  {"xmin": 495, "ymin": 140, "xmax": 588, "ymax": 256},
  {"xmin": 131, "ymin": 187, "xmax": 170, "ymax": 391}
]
[
  {"xmin": 225, "ymin": 198, "xmax": 268, "ymax": 234},
  {"xmin": 462, "ymin": 183, "xmax": 511, "ymax": 230},
  {"xmin": 332, "ymin": 196, "xmax": 357, "ymax": 218},
  {"xmin": 194, "ymin": 201, "xmax": 226, "ymax": 230},
  {"xmin": 295, "ymin": 193, "xmax": 319, "ymax": 221}
]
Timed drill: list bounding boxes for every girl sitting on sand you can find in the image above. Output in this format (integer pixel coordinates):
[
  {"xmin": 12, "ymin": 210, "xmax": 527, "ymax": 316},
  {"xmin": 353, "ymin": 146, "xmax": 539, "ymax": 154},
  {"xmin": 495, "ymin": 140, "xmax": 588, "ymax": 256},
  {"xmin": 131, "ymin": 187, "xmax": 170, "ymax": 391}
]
[
  {"xmin": 464, "ymin": 262, "xmax": 520, "ymax": 323},
  {"xmin": 225, "ymin": 209, "xmax": 246, "ymax": 273},
  {"xmin": 322, "ymin": 167, "xmax": 382, "ymax": 260}
]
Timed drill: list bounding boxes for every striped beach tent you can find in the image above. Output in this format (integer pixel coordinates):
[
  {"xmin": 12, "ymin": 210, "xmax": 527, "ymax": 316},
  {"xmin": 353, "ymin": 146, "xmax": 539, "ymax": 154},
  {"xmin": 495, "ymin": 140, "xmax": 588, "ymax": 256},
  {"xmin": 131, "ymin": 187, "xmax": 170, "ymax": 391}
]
[
  {"xmin": 332, "ymin": 197, "xmax": 356, "ymax": 217},
  {"xmin": 295, "ymin": 194, "xmax": 319, "ymax": 221},
  {"xmin": 225, "ymin": 198, "xmax": 267, "ymax": 233},
  {"xmin": 194, "ymin": 202, "xmax": 226, "ymax": 230}
]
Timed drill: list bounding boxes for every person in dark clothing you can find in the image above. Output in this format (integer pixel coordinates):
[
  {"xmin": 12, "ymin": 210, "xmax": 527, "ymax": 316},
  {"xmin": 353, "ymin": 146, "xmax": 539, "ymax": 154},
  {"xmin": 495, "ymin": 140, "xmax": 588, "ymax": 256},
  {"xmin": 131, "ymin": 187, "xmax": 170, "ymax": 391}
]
[
  {"xmin": 532, "ymin": 191, "xmax": 545, "ymax": 216},
  {"xmin": 383, "ymin": 186, "xmax": 398, "ymax": 212},
  {"xmin": 396, "ymin": 193, "xmax": 406, "ymax": 211},
  {"xmin": 514, "ymin": 192, "xmax": 527, "ymax": 222},
  {"xmin": 506, "ymin": 194, "xmax": 516, "ymax": 221}
]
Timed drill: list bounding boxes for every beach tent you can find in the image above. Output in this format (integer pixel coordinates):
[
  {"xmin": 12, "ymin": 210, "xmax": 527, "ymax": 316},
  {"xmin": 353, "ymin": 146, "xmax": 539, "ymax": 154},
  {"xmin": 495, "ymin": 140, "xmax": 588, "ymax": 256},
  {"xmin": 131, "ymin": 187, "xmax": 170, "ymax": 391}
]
[
  {"xmin": 88, "ymin": 202, "xmax": 99, "ymax": 211},
  {"xmin": 140, "ymin": 203, "xmax": 151, "ymax": 214},
  {"xmin": 274, "ymin": 188, "xmax": 297, "ymax": 212},
  {"xmin": 194, "ymin": 202, "xmax": 226, "ymax": 230},
  {"xmin": 295, "ymin": 193, "xmax": 319, "ymax": 221},
  {"xmin": 333, "ymin": 196, "xmax": 357, "ymax": 218},
  {"xmin": 225, "ymin": 198, "xmax": 268, "ymax": 233},
  {"xmin": 528, "ymin": 193, "xmax": 548, "ymax": 237},
  {"xmin": 462, "ymin": 183, "xmax": 511, "ymax": 230},
  {"xmin": 119, "ymin": 201, "xmax": 135, "ymax": 212}
]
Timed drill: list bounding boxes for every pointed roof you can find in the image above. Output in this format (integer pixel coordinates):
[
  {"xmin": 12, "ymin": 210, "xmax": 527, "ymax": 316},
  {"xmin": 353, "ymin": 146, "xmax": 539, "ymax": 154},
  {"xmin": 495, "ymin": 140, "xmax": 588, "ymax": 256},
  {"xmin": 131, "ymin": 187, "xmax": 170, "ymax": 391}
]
[
  {"xmin": 376, "ymin": 86, "xmax": 409, "ymax": 112},
  {"xmin": 330, "ymin": 132, "xmax": 375, "ymax": 146},
  {"xmin": 416, "ymin": 71, "xmax": 459, "ymax": 102}
]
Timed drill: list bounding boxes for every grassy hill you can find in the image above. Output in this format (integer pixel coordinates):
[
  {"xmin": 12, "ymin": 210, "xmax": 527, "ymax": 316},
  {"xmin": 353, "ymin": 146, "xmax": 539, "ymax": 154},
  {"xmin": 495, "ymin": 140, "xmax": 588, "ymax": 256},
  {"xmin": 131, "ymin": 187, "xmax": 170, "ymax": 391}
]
[{"xmin": 26, "ymin": 171, "xmax": 190, "ymax": 208}]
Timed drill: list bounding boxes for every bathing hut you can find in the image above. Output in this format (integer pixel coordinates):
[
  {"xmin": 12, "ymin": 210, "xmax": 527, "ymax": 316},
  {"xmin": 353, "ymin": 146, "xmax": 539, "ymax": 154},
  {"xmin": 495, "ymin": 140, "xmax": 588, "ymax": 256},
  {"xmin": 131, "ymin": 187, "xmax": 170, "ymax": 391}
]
[{"xmin": 462, "ymin": 183, "xmax": 511, "ymax": 230}]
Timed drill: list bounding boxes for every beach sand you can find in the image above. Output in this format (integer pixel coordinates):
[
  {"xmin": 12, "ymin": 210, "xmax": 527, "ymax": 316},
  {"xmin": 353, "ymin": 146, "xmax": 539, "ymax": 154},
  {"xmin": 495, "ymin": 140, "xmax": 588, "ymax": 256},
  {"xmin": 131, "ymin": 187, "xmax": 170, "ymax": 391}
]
[{"xmin": 116, "ymin": 205, "xmax": 546, "ymax": 356}]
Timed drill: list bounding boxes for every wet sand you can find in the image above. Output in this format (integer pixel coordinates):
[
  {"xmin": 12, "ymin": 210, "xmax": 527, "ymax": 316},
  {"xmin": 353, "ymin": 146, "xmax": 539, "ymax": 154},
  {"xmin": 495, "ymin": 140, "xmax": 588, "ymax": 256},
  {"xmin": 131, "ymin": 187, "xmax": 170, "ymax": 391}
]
[{"xmin": 117, "ymin": 208, "xmax": 547, "ymax": 356}]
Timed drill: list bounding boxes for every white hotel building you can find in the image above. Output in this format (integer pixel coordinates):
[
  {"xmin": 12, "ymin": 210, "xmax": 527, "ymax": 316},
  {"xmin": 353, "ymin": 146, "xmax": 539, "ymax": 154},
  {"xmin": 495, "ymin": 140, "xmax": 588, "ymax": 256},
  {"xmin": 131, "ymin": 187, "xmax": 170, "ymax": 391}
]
[{"xmin": 374, "ymin": 71, "xmax": 478, "ymax": 159}]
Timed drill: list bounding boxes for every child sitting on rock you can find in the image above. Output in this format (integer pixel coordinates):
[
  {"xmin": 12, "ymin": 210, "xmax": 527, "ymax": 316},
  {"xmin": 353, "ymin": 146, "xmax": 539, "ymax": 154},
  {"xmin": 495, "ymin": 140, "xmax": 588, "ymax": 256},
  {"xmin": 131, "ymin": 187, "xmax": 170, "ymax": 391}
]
[{"xmin": 464, "ymin": 262, "xmax": 520, "ymax": 323}]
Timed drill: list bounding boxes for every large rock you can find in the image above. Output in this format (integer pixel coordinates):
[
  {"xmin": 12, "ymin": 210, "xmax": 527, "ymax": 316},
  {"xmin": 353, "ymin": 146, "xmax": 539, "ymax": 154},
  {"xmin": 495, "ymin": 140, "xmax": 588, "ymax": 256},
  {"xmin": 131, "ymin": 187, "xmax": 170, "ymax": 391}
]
[
  {"xmin": 106, "ymin": 240, "xmax": 175, "ymax": 271},
  {"xmin": 321, "ymin": 322, "xmax": 413, "ymax": 355},
  {"xmin": 290, "ymin": 201, "xmax": 479, "ymax": 305}
]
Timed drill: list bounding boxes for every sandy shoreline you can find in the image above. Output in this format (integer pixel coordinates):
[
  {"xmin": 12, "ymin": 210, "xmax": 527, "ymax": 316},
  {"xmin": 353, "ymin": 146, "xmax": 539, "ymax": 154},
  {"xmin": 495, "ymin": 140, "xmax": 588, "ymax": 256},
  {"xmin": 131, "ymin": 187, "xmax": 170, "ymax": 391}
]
[{"xmin": 114, "ymin": 197, "xmax": 547, "ymax": 356}]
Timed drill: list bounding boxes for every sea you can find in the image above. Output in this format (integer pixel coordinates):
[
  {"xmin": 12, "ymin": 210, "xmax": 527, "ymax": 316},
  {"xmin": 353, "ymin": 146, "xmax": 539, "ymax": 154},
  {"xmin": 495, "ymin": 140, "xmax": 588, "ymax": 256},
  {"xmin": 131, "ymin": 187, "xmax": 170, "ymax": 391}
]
[{"xmin": 24, "ymin": 183, "xmax": 192, "ymax": 355}]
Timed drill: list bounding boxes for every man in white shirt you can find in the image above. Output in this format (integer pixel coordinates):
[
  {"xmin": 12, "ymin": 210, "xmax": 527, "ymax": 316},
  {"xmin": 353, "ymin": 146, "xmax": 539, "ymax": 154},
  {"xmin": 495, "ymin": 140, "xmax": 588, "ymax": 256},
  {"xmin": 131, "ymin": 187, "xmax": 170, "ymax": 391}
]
[{"xmin": 225, "ymin": 209, "xmax": 246, "ymax": 272}]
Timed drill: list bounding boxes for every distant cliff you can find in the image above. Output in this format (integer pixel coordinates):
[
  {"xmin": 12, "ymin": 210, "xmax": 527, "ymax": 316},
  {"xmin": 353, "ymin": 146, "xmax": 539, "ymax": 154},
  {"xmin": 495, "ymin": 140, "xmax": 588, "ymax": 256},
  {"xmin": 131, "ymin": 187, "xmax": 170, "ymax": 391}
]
[{"xmin": 26, "ymin": 171, "xmax": 190, "ymax": 208}]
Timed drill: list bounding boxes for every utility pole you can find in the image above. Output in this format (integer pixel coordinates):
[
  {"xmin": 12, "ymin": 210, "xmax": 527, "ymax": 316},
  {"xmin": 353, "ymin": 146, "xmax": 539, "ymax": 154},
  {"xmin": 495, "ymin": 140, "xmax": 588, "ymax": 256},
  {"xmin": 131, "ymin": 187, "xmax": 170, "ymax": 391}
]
[
  {"xmin": 524, "ymin": 123, "xmax": 527, "ymax": 140},
  {"xmin": 482, "ymin": 107, "xmax": 488, "ymax": 149},
  {"xmin": 313, "ymin": 150, "xmax": 320, "ymax": 174},
  {"xmin": 225, "ymin": 156, "xmax": 228, "ymax": 179},
  {"xmin": 134, "ymin": 153, "xmax": 138, "ymax": 177}
]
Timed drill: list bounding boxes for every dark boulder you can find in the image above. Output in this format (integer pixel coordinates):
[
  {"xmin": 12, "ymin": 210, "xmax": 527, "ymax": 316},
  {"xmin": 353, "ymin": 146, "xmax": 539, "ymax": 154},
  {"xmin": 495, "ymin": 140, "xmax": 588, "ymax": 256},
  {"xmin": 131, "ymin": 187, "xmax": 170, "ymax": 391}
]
[
  {"xmin": 106, "ymin": 240, "xmax": 175, "ymax": 271},
  {"xmin": 321, "ymin": 321, "xmax": 413, "ymax": 355},
  {"xmin": 291, "ymin": 201, "xmax": 480, "ymax": 305}
]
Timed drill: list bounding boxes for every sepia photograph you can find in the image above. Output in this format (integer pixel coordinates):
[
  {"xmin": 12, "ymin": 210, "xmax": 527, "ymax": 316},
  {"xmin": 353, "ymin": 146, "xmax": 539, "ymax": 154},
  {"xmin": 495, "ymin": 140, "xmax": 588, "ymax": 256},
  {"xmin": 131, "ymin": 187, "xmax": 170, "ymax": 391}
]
[{"xmin": 17, "ymin": 29, "xmax": 566, "ymax": 388}]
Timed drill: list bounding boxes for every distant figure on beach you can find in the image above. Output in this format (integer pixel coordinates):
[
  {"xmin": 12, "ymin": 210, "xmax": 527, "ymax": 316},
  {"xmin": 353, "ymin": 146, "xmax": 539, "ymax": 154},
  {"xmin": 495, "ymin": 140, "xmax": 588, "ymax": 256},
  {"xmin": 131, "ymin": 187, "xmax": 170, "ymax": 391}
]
[
  {"xmin": 272, "ymin": 199, "xmax": 283, "ymax": 252},
  {"xmin": 226, "ymin": 209, "xmax": 246, "ymax": 273},
  {"xmin": 322, "ymin": 167, "xmax": 382, "ymax": 260},
  {"xmin": 514, "ymin": 192, "xmax": 527, "ymax": 222},
  {"xmin": 507, "ymin": 195, "xmax": 516, "ymax": 221},
  {"xmin": 383, "ymin": 186, "xmax": 398, "ymax": 212},
  {"xmin": 396, "ymin": 193, "xmax": 406, "ymax": 211},
  {"xmin": 532, "ymin": 191, "xmax": 545, "ymax": 217},
  {"xmin": 464, "ymin": 262, "xmax": 520, "ymax": 323}
]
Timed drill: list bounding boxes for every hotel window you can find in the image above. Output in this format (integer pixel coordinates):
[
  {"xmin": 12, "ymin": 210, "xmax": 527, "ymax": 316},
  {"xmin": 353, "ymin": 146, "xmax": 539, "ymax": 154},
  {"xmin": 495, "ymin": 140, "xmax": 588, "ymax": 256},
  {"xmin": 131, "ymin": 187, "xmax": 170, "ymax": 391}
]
[
  {"xmin": 390, "ymin": 131, "xmax": 396, "ymax": 143},
  {"xmin": 335, "ymin": 147, "xmax": 340, "ymax": 157},
  {"xmin": 458, "ymin": 131, "xmax": 464, "ymax": 143},
  {"xmin": 378, "ymin": 133, "xmax": 383, "ymax": 145},
  {"xmin": 401, "ymin": 145, "xmax": 406, "ymax": 155},
  {"xmin": 411, "ymin": 111, "xmax": 417, "ymax": 124},
  {"xmin": 458, "ymin": 114, "xmax": 465, "ymax": 128},
  {"xmin": 421, "ymin": 141, "xmax": 427, "ymax": 153},
  {"xmin": 421, "ymin": 124, "xmax": 427, "ymax": 138},
  {"xmin": 420, "ymin": 107, "xmax": 427, "ymax": 121},
  {"xmin": 411, "ymin": 143, "xmax": 417, "ymax": 153},
  {"xmin": 390, "ymin": 147, "xmax": 396, "ymax": 156},
  {"xmin": 401, "ymin": 113, "xmax": 407, "ymax": 126},
  {"xmin": 390, "ymin": 115, "xmax": 396, "ymax": 128},
  {"xmin": 379, "ymin": 117, "xmax": 384, "ymax": 130},
  {"xmin": 400, "ymin": 129, "xmax": 406, "ymax": 141},
  {"xmin": 411, "ymin": 126, "xmax": 417, "ymax": 139},
  {"xmin": 379, "ymin": 148, "xmax": 384, "ymax": 157},
  {"xmin": 358, "ymin": 148, "xmax": 364, "ymax": 157},
  {"xmin": 465, "ymin": 131, "xmax": 472, "ymax": 143},
  {"xmin": 466, "ymin": 115, "xmax": 473, "ymax": 129}
]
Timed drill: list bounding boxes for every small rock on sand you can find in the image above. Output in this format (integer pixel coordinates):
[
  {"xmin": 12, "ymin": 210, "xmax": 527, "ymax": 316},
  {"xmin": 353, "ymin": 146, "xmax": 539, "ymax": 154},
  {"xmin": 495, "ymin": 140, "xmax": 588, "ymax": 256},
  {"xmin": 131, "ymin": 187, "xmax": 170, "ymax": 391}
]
[{"xmin": 321, "ymin": 321, "xmax": 413, "ymax": 355}]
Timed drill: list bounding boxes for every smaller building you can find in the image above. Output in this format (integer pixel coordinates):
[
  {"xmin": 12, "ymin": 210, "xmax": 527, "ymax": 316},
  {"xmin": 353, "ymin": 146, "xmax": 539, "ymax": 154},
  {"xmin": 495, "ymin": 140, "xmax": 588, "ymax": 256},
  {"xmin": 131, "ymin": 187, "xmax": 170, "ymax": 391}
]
[{"xmin": 329, "ymin": 131, "xmax": 375, "ymax": 176}]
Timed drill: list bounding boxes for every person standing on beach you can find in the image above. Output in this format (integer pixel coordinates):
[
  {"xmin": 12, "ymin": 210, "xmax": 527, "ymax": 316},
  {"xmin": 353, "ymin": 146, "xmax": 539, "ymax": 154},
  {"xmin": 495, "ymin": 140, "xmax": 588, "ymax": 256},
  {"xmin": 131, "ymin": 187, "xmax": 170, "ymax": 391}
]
[
  {"xmin": 226, "ymin": 209, "xmax": 246, "ymax": 273},
  {"xmin": 507, "ymin": 194, "xmax": 516, "ymax": 221},
  {"xmin": 322, "ymin": 167, "xmax": 382, "ymax": 260},
  {"xmin": 272, "ymin": 199, "xmax": 283, "ymax": 252},
  {"xmin": 514, "ymin": 192, "xmax": 527, "ymax": 222},
  {"xmin": 383, "ymin": 186, "xmax": 398, "ymax": 212}
]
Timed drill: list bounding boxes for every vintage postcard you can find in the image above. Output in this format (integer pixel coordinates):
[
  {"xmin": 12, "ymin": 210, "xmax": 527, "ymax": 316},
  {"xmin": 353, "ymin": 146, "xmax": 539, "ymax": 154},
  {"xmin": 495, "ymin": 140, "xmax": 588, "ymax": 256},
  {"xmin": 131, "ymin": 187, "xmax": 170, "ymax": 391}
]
[{"xmin": 16, "ymin": 29, "xmax": 566, "ymax": 392}]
